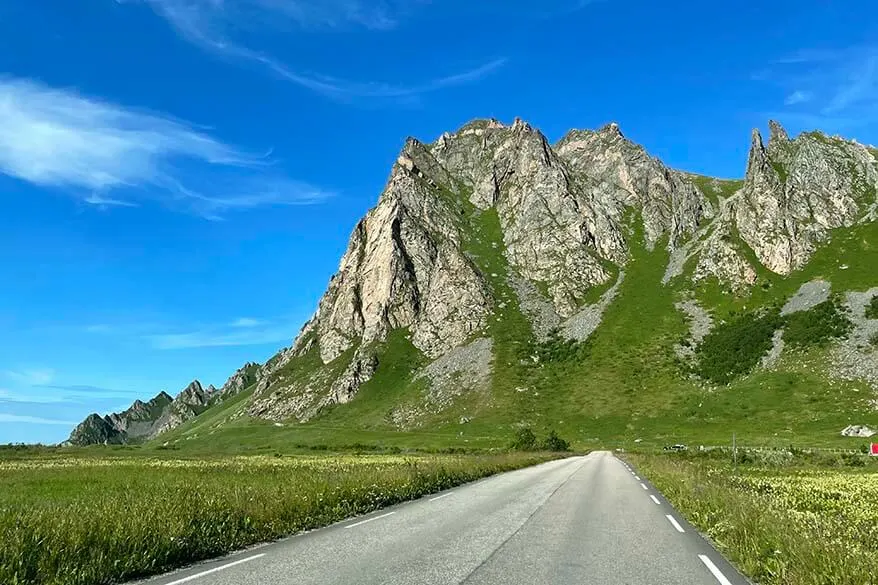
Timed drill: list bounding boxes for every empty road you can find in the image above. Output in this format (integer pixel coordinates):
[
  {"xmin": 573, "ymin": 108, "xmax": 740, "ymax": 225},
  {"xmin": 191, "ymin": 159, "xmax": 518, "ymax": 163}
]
[{"xmin": 135, "ymin": 451, "xmax": 749, "ymax": 585}]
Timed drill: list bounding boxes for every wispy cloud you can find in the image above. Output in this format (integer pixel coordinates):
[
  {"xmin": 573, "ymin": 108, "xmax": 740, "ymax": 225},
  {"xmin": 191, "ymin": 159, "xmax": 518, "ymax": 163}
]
[
  {"xmin": 131, "ymin": 0, "xmax": 422, "ymax": 33},
  {"xmin": 0, "ymin": 384, "xmax": 141, "ymax": 405},
  {"xmin": 4, "ymin": 368, "xmax": 55, "ymax": 386},
  {"xmin": 84, "ymin": 193, "xmax": 139, "ymax": 208},
  {"xmin": 784, "ymin": 90, "xmax": 812, "ymax": 106},
  {"xmin": 0, "ymin": 413, "xmax": 77, "ymax": 426},
  {"xmin": 761, "ymin": 46, "xmax": 878, "ymax": 131},
  {"xmin": 0, "ymin": 77, "xmax": 332, "ymax": 217},
  {"xmin": 147, "ymin": 317, "xmax": 295, "ymax": 349},
  {"xmin": 124, "ymin": 0, "xmax": 505, "ymax": 100}
]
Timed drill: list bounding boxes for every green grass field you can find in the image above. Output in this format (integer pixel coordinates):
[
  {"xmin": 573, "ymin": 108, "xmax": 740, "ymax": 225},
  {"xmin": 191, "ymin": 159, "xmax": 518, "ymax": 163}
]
[
  {"xmin": 628, "ymin": 451, "xmax": 878, "ymax": 585},
  {"xmin": 0, "ymin": 452, "xmax": 560, "ymax": 585}
]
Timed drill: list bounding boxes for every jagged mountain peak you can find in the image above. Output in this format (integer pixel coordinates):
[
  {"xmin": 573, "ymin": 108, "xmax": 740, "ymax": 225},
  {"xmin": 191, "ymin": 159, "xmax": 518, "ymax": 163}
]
[
  {"xmin": 68, "ymin": 117, "xmax": 878, "ymax": 444},
  {"xmin": 768, "ymin": 119, "xmax": 789, "ymax": 145},
  {"xmin": 68, "ymin": 379, "xmax": 217, "ymax": 445}
]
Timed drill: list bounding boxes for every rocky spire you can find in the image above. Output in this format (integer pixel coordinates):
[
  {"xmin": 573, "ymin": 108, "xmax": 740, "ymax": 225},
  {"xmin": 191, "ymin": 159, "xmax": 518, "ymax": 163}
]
[{"xmin": 768, "ymin": 120, "xmax": 789, "ymax": 145}]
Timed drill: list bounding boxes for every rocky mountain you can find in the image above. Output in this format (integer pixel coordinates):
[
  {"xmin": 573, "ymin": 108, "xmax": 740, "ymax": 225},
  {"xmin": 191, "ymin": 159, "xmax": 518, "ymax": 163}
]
[
  {"xmin": 67, "ymin": 117, "xmax": 878, "ymax": 446},
  {"xmin": 68, "ymin": 381, "xmax": 214, "ymax": 446}
]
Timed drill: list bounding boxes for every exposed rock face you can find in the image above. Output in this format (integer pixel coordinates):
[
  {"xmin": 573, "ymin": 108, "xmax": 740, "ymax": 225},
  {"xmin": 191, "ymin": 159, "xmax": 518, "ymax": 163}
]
[
  {"xmin": 216, "ymin": 362, "xmax": 260, "ymax": 402},
  {"xmin": 154, "ymin": 381, "xmax": 214, "ymax": 436},
  {"xmin": 67, "ymin": 414, "xmax": 125, "ymax": 446},
  {"xmin": 243, "ymin": 118, "xmax": 878, "ymax": 422},
  {"xmin": 735, "ymin": 124, "xmax": 878, "ymax": 275},
  {"xmin": 555, "ymin": 123, "xmax": 712, "ymax": 254},
  {"xmin": 294, "ymin": 138, "xmax": 493, "ymax": 365},
  {"xmin": 67, "ymin": 117, "xmax": 878, "ymax": 440},
  {"xmin": 67, "ymin": 382, "xmax": 215, "ymax": 445}
]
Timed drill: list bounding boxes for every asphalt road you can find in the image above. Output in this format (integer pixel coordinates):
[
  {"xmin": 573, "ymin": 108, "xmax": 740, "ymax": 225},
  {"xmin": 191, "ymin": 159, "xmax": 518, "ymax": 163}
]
[{"xmin": 135, "ymin": 451, "xmax": 750, "ymax": 585}]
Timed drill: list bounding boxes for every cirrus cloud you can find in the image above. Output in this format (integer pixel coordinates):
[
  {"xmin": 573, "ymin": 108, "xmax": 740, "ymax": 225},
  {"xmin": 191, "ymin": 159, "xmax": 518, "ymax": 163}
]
[
  {"xmin": 0, "ymin": 77, "xmax": 332, "ymax": 218},
  {"xmin": 121, "ymin": 0, "xmax": 507, "ymax": 101}
]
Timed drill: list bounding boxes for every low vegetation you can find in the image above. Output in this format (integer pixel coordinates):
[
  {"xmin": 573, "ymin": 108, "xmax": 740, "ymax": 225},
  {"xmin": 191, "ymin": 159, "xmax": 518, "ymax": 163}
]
[
  {"xmin": 784, "ymin": 297, "xmax": 852, "ymax": 349},
  {"xmin": 510, "ymin": 427, "xmax": 570, "ymax": 452},
  {"xmin": 629, "ymin": 452, "xmax": 878, "ymax": 584},
  {"xmin": 866, "ymin": 296, "xmax": 878, "ymax": 320},
  {"xmin": 695, "ymin": 298, "xmax": 852, "ymax": 385},
  {"xmin": 694, "ymin": 310, "xmax": 782, "ymax": 384},
  {"xmin": 0, "ymin": 452, "xmax": 557, "ymax": 585}
]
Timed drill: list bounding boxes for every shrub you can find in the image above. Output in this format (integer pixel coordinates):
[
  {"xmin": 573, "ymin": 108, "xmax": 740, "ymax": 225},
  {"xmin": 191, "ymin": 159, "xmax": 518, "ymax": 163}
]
[
  {"xmin": 695, "ymin": 310, "xmax": 782, "ymax": 384},
  {"xmin": 784, "ymin": 297, "xmax": 852, "ymax": 349},
  {"xmin": 870, "ymin": 332, "xmax": 878, "ymax": 348},
  {"xmin": 865, "ymin": 296, "xmax": 878, "ymax": 320},
  {"xmin": 511, "ymin": 427, "xmax": 538, "ymax": 451},
  {"xmin": 841, "ymin": 452, "xmax": 867, "ymax": 467},
  {"xmin": 540, "ymin": 430, "xmax": 570, "ymax": 452}
]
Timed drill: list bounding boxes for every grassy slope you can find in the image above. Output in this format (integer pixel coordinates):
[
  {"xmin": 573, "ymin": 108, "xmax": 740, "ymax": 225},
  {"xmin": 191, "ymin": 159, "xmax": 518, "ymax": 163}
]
[{"xmin": 151, "ymin": 189, "xmax": 878, "ymax": 454}]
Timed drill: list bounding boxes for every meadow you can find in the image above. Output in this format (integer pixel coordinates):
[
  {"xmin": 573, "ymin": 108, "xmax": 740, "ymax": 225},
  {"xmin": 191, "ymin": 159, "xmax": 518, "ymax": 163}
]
[
  {"xmin": 0, "ymin": 452, "xmax": 557, "ymax": 585},
  {"xmin": 629, "ymin": 450, "xmax": 878, "ymax": 585}
]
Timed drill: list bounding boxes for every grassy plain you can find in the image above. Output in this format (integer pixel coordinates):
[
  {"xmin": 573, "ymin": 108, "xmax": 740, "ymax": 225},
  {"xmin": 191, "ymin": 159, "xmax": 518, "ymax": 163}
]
[
  {"xmin": 629, "ymin": 451, "xmax": 878, "ymax": 585},
  {"xmin": 0, "ymin": 452, "xmax": 559, "ymax": 585}
]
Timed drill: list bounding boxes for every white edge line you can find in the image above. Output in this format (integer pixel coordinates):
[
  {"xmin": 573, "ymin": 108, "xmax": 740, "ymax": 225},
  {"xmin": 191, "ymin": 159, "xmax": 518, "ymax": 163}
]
[
  {"xmin": 665, "ymin": 514, "xmax": 686, "ymax": 533},
  {"xmin": 640, "ymin": 482, "xmax": 649, "ymax": 490},
  {"xmin": 345, "ymin": 511, "xmax": 395, "ymax": 529},
  {"xmin": 699, "ymin": 554, "xmax": 734, "ymax": 585},
  {"xmin": 650, "ymin": 494, "xmax": 661, "ymax": 505},
  {"xmin": 164, "ymin": 554, "xmax": 266, "ymax": 585},
  {"xmin": 430, "ymin": 493, "xmax": 452, "ymax": 502},
  {"xmin": 634, "ymin": 475, "xmax": 640, "ymax": 480}
]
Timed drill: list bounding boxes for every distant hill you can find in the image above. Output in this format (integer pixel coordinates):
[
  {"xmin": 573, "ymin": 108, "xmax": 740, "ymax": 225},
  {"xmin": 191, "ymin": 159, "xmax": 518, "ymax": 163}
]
[{"xmin": 67, "ymin": 363, "xmax": 259, "ymax": 445}]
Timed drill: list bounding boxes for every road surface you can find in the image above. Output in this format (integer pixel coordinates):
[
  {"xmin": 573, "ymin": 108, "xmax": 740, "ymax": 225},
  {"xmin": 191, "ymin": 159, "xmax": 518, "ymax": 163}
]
[{"xmin": 134, "ymin": 451, "xmax": 749, "ymax": 585}]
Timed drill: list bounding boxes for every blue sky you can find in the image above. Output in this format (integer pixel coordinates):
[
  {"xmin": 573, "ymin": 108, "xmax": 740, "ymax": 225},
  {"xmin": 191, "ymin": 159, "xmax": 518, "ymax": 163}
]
[{"xmin": 1, "ymin": 0, "xmax": 876, "ymax": 444}]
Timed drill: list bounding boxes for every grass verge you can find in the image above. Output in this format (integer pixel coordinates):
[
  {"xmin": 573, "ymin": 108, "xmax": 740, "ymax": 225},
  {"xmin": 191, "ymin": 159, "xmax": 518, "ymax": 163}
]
[
  {"xmin": 0, "ymin": 452, "xmax": 560, "ymax": 585},
  {"xmin": 628, "ymin": 452, "xmax": 878, "ymax": 584}
]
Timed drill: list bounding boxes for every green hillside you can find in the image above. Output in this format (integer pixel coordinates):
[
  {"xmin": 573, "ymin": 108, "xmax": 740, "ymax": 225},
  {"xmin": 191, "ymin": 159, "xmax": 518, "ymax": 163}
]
[{"xmin": 154, "ymin": 219, "xmax": 878, "ymax": 454}]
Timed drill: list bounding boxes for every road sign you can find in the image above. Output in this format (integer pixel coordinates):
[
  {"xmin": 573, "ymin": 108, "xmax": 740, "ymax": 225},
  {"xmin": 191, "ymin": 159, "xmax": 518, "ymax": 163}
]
[{"xmin": 871, "ymin": 443, "xmax": 878, "ymax": 456}]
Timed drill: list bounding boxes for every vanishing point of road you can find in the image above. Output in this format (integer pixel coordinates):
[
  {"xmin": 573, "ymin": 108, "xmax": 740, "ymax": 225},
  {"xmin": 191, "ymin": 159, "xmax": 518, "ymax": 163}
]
[{"xmin": 134, "ymin": 451, "xmax": 749, "ymax": 585}]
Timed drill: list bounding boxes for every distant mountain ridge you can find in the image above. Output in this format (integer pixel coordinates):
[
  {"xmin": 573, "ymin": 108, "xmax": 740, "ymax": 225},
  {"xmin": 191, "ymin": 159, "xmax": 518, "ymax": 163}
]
[{"xmin": 67, "ymin": 363, "xmax": 260, "ymax": 445}]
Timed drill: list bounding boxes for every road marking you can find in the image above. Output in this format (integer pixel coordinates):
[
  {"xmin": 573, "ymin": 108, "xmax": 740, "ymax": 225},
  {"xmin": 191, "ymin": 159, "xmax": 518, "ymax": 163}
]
[
  {"xmin": 164, "ymin": 554, "xmax": 266, "ymax": 585},
  {"xmin": 665, "ymin": 514, "xmax": 685, "ymax": 533},
  {"xmin": 640, "ymin": 482, "xmax": 648, "ymax": 490},
  {"xmin": 430, "ymin": 493, "xmax": 452, "ymax": 502},
  {"xmin": 699, "ymin": 554, "xmax": 733, "ymax": 585},
  {"xmin": 650, "ymin": 495, "xmax": 661, "ymax": 505},
  {"xmin": 634, "ymin": 475, "xmax": 640, "ymax": 480},
  {"xmin": 345, "ymin": 511, "xmax": 395, "ymax": 529}
]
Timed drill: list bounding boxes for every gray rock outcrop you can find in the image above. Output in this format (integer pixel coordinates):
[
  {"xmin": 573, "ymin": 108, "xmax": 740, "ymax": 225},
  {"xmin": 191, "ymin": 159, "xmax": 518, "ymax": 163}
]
[{"xmin": 841, "ymin": 424, "xmax": 876, "ymax": 438}]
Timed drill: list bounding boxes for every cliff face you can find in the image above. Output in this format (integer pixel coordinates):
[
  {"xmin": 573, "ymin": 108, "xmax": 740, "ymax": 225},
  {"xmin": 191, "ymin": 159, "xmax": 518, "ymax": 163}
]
[
  {"xmin": 242, "ymin": 118, "xmax": 876, "ymax": 423},
  {"xmin": 733, "ymin": 127, "xmax": 877, "ymax": 275},
  {"xmin": 67, "ymin": 117, "xmax": 878, "ymax": 442}
]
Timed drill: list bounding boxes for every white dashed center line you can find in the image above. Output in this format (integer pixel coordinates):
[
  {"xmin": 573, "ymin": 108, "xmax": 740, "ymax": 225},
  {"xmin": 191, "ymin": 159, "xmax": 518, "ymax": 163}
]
[
  {"xmin": 649, "ymin": 495, "xmax": 661, "ymax": 505},
  {"xmin": 665, "ymin": 514, "xmax": 685, "ymax": 533},
  {"xmin": 633, "ymin": 475, "xmax": 640, "ymax": 480},
  {"xmin": 345, "ymin": 512, "xmax": 395, "ymax": 529},
  {"xmin": 164, "ymin": 554, "xmax": 266, "ymax": 585},
  {"xmin": 699, "ymin": 554, "xmax": 733, "ymax": 585},
  {"xmin": 640, "ymin": 482, "xmax": 648, "ymax": 490}
]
